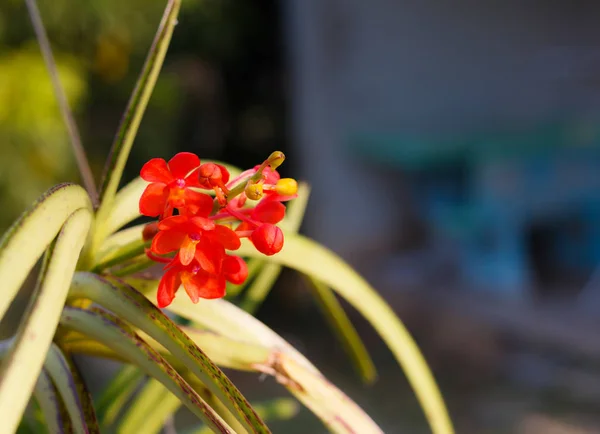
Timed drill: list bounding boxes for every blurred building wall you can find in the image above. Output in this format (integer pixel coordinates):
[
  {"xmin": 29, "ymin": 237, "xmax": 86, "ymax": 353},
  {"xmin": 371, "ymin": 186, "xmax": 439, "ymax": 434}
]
[{"xmin": 284, "ymin": 0, "xmax": 600, "ymax": 266}]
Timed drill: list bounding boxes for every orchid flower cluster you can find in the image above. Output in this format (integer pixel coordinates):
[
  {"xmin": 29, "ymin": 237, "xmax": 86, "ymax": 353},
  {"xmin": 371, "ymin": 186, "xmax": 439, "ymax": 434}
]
[{"xmin": 138, "ymin": 151, "xmax": 297, "ymax": 308}]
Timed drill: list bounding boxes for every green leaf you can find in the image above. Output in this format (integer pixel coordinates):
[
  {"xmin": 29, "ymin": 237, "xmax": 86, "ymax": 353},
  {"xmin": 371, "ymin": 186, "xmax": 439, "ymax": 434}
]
[
  {"xmin": 44, "ymin": 344, "xmax": 99, "ymax": 434},
  {"xmin": 0, "ymin": 342, "xmax": 66, "ymax": 434},
  {"xmin": 0, "ymin": 207, "xmax": 92, "ymax": 434},
  {"xmin": 63, "ymin": 323, "xmax": 270, "ymax": 372},
  {"xmin": 33, "ymin": 368, "xmax": 66, "ymax": 434},
  {"xmin": 117, "ymin": 378, "xmax": 181, "ymax": 434},
  {"xmin": 94, "ymin": 0, "xmax": 182, "ymax": 253},
  {"xmin": 302, "ymin": 274, "xmax": 377, "ymax": 384},
  {"xmin": 136, "ymin": 291, "xmax": 383, "ymax": 434},
  {"xmin": 59, "ymin": 307, "xmax": 234, "ymax": 433},
  {"xmin": 68, "ymin": 272, "xmax": 271, "ymax": 434},
  {"xmin": 237, "ymin": 234, "xmax": 454, "ymax": 434},
  {"xmin": 24, "ymin": 0, "xmax": 98, "ymax": 205},
  {"xmin": 184, "ymin": 398, "xmax": 299, "ymax": 434},
  {"xmin": 0, "ymin": 183, "xmax": 92, "ymax": 320},
  {"xmin": 32, "ymin": 368, "xmax": 65, "ymax": 434},
  {"xmin": 95, "ymin": 365, "xmax": 145, "ymax": 426}
]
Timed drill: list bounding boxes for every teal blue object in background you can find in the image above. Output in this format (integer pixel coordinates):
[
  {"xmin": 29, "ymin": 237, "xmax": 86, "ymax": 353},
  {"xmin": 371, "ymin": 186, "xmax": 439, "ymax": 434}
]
[{"xmin": 349, "ymin": 120, "xmax": 600, "ymax": 296}]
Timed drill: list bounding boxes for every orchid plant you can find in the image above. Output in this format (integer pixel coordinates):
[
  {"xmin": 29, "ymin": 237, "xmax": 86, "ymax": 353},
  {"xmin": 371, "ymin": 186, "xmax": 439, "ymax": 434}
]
[{"xmin": 0, "ymin": 1, "xmax": 454, "ymax": 433}]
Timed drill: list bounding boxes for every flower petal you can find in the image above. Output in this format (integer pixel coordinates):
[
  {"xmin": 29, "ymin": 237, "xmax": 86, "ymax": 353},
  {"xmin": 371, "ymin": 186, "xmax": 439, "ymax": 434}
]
[
  {"xmin": 157, "ymin": 215, "xmax": 188, "ymax": 231},
  {"xmin": 180, "ymin": 270, "xmax": 206, "ymax": 304},
  {"xmin": 151, "ymin": 230, "xmax": 187, "ymax": 254},
  {"xmin": 259, "ymin": 166, "xmax": 280, "ymax": 184},
  {"xmin": 209, "ymin": 225, "xmax": 241, "ymax": 250},
  {"xmin": 183, "ymin": 271, "xmax": 226, "ymax": 300},
  {"xmin": 178, "ymin": 235, "xmax": 196, "ymax": 266},
  {"xmin": 157, "ymin": 268, "xmax": 181, "ymax": 308},
  {"xmin": 223, "ymin": 255, "xmax": 248, "ymax": 284},
  {"xmin": 251, "ymin": 200, "xmax": 286, "ymax": 224},
  {"xmin": 197, "ymin": 274, "xmax": 226, "ymax": 299},
  {"xmin": 190, "ymin": 217, "xmax": 215, "ymax": 232},
  {"xmin": 183, "ymin": 190, "xmax": 214, "ymax": 217},
  {"xmin": 141, "ymin": 158, "xmax": 173, "ymax": 183},
  {"xmin": 194, "ymin": 238, "xmax": 224, "ymax": 274},
  {"xmin": 184, "ymin": 167, "xmax": 202, "ymax": 187},
  {"xmin": 139, "ymin": 183, "xmax": 168, "ymax": 217},
  {"xmin": 168, "ymin": 152, "xmax": 201, "ymax": 179}
]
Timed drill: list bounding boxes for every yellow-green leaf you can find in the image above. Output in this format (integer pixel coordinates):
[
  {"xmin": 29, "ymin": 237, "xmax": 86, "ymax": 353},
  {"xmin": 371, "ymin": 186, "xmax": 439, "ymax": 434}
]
[
  {"xmin": 0, "ymin": 183, "xmax": 92, "ymax": 320},
  {"xmin": 59, "ymin": 307, "xmax": 234, "ymax": 433},
  {"xmin": 238, "ymin": 233, "xmax": 454, "ymax": 434},
  {"xmin": 68, "ymin": 272, "xmax": 271, "ymax": 434},
  {"xmin": 0, "ymin": 207, "xmax": 91, "ymax": 434}
]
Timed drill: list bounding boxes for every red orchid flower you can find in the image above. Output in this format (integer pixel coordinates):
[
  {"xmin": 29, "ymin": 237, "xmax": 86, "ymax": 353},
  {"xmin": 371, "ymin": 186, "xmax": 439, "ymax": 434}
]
[
  {"xmin": 139, "ymin": 150, "xmax": 296, "ymax": 308},
  {"xmin": 139, "ymin": 152, "xmax": 211, "ymax": 218},
  {"xmin": 157, "ymin": 255, "xmax": 248, "ymax": 308},
  {"xmin": 151, "ymin": 215, "xmax": 240, "ymax": 267}
]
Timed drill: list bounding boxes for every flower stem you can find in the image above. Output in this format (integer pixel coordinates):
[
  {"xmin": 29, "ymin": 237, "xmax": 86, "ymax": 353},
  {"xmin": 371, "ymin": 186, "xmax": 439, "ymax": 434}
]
[{"xmin": 24, "ymin": 0, "xmax": 98, "ymax": 206}]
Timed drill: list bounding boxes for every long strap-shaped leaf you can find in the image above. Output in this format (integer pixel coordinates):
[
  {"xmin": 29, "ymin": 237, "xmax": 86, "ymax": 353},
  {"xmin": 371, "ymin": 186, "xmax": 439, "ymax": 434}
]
[
  {"xmin": 124, "ymin": 285, "xmax": 384, "ymax": 434},
  {"xmin": 62, "ymin": 326, "xmax": 270, "ymax": 374},
  {"xmin": 302, "ymin": 274, "xmax": 377, "ymax": 384},
  {"xmin": 0, "ymin": 183, "xmax": 92, "ymax": 319},
  {"xmin": 45, "ymin": 344, "xmax": 99, "ymax": 434},
  {"xmin": 59, "ymin": 307, "xmax": 234, "ymax": 434},
  {"xmin": 185, "ymin": 399, "xmax": 299, "ymax": 434},
  {"xmin": 33, "ymin": 366, "xmax": 67, "ymax": 434},
  {"xmin": 117, "ymin": 378, "xmax": 184, "ymax": 434},
  {"xmin": 68, "ymin": 273, "xmax": 271, "ymax": 434},
  {"xmin": 237, "ymin": 234, "xmax": 454, "ymax": 434},
  {"xmin": 0, "ymin": 207, "xmax": 92, "ymax": 434},
  {"xmin": 0, "ymin": 342, "xmax": 67, "ymax": 434},
  {"xmin": 94, "ymin": 0, "xmax": 180, "ymax": 255},
  {"xmin": 95, "ymin": 365, "xmax": 145, "ymax": 427}
]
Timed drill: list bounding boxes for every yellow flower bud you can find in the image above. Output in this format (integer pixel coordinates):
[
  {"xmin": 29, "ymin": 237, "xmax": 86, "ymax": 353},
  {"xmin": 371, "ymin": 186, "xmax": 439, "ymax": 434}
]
[
  {"xmin": 245, "ymin": 182, "xmax": 264, "ymax": 200},
  {"xmin": 275, "ymin": 178, "xmax": 298, "ymax": 196},
  {"xmin": 267, "ymin": 151, "xmax": 285, "ymax": 170}
]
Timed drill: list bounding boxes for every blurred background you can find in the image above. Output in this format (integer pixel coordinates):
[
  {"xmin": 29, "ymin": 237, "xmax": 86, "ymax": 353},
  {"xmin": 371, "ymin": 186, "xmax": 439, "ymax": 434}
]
[{"xmin": 3, "ymin": 0, "xmax": 600, "ymax": 432}]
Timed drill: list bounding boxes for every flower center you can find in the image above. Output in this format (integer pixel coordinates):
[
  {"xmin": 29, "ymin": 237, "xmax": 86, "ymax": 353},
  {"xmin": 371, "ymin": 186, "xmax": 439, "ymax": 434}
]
[
  {"xmin": 175, "ymin": 178, "xmax": 186, "ymax": 188},
  {"xmin": 190, "ymin": 232, "xmax": 201, "ymax": 241}
]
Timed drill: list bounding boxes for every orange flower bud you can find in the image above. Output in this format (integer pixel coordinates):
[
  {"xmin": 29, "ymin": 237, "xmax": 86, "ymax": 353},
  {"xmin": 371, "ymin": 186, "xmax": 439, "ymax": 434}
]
[{"xmin": 251, "ymin": 223, "xmax": 284, "ymax": 256}]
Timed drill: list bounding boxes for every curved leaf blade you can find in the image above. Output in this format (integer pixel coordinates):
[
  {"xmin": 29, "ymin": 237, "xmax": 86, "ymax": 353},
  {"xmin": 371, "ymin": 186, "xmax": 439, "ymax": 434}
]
[
  {"xmin": 59, "ymin": 307, "xmax": 234, "ymax": 434},
  {"xmin": 185, "ymin": 398, "xmax": 299, "ymax": 434},
  {"xmin": 117, "ymin": 378, "xmax": 181, "ymax": 434},
  {"xmin": 132, "ymin": 286, "xmax": 383, "ymax": 434},
  {"xmin": 68, "ymin": 273, "xmax": 271, "ymax": 434},
  {"xmin": 0, "ymin": 341, "xmax": 67, "ymax": 434},
  {"xmin": 0, "ymin": 183, "xmax": 92, "ymax": 319},
  {"xmin": 95, "ymin": 365, "xmax": 145, "ymax": 427},
  {"xmin": 303, "ymin": 274, "xmax": 377, "ymax": 384},
  {"xmin": 0, "ymin": 208, "xmax": 92, "ymax": 434},
  {"xmin": 238, "ymin": 234, "xmax": 454, "ymax": 434},
  {"xmin": 33, "ymin": 367, "xmax": 67, "ymax": 434},
  {"xmin": 45, "ymin": 344, "xmax": 99, "ymax": 434}
]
